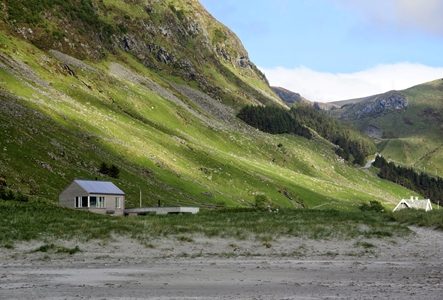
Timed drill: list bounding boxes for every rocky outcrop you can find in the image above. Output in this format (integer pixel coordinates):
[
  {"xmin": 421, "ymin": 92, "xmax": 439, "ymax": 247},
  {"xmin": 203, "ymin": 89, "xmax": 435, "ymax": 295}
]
[
  {"xmin": 365, "ymin": 125, "xmax": 381, "ymax": 139},
  {"xmin": 329, "ymin": 92, "xmax": 408, "ymax": 121},
  {"xmin": 271, "ymin": 86, "xmax": 310, "ymax": 107},
  {"xmin": 313, "ymin": 102, "xmax": 340, "ymax": 111},
  {"xmin": 1, "ymin": 0, "xmax": 277, "ymax": 106}
]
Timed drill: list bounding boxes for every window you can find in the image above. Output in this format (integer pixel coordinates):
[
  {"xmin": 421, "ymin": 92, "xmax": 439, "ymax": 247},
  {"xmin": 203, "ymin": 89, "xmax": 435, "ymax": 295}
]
[
  {"xmin": 115, "ymin": 197, "xmax": 121, "ymax": 208},
  {"xmin": 90, "ymin": 196, "xmax": 97, "ymax": 207},
  {"xmin": 75, "ymin": 196, "xmax": 88, "ymax": 208},
  {"xmin": 75, "ymin": 196, "xmax": 104, "ymax": 208},
  {"xmin": 97, "ymin": 196, "xmax": 105, "ymax": 208}
]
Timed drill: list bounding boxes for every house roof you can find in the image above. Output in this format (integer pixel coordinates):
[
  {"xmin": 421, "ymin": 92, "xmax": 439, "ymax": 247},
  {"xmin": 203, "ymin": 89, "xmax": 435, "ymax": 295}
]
[
  {"xmin": 393, "ymin": 199, "xmax": 432, "ymax": 212},
  {"xmin": 74, "ymin": 180, "xmax": 125, "ymax": 195}
]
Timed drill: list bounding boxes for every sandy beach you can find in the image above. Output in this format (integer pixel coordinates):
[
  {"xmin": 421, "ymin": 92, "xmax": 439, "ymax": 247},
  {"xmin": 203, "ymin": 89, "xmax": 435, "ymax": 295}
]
[{"xmin": 1, "ymin": 226, "xmax": 443, "ymax": 299}]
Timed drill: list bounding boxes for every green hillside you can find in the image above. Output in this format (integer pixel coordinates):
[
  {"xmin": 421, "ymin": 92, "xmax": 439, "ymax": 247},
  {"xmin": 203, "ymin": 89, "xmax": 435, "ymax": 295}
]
[
  {"xmin": 0, "ymin": 0, "xmax": 416, "ymax": 211},
  {"xmin": 328, "ymin": 79, "xmax": 443, "ymax": 175}
]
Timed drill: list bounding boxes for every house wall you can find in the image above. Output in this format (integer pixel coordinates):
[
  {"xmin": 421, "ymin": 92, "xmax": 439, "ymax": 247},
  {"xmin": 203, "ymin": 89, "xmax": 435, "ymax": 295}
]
[
  {"xmin": 59, "ymin": 181, "xmax": 87, "ymax": 209},
  {"xmin": 88, "ymin": 194, "xmax": 125, "ymax": 216},
  {"xmin": 59, "ymin": 181, "xmax": 125, "ymax": 216}
]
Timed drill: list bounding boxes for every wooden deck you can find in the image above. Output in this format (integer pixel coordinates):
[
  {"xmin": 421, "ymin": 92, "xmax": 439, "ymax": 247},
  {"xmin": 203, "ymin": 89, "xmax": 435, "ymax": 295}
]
[{"xmin": 124, "ymin": 206, "xmax": 199, "ymax": 216}]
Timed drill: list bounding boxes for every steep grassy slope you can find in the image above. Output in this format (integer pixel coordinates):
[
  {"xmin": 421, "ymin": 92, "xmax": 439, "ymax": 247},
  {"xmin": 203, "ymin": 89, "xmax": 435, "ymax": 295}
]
[
  {"xmin": 0, "ymin": 0, "xmax": 416, "ymax": 210},
  {"xmin": 0, "ymin": 34, "xmax": 414, "ymax": 210},
  {"xmin": 0, "ymin": 0, "xmax": 281, "ymax": 108},
  {"xmin": 328, "ymin": 79, "xmax": 443, "ymax": 175}
]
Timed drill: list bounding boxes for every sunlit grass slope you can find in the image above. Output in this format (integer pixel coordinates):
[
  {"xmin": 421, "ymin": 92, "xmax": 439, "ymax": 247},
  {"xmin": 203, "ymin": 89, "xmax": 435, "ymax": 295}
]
[
  {"xmin": 359, "ymin": 80, "xmax": 443, "ymax": 173},
  {"xmin": 0, "ymin": 34, "xmax": 417, "ymax": 211},
  {"xmin": 334, "ymin": 79, "xmax": 443, "ymax": 175}
]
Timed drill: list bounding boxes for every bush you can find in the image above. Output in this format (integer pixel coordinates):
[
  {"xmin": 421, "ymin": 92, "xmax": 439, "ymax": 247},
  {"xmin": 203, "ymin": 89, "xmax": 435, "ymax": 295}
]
[
  {"xmin": 15, "ymin": 193, "xmax": 29, "ymax": 202},
  {"xmin": 359, "ymin": 200, "xmax": 385, "ymax": 213},
  {"xmin": 99, "ymin": 162, "xmax": 120, "ymax": 179},
  {"xmin": 0, "ymin": 187, "xmax": 16, "ymax": 201},
  {"xmin": 255, "ymin": 194, "xmax": 270, "ymax": 210}
]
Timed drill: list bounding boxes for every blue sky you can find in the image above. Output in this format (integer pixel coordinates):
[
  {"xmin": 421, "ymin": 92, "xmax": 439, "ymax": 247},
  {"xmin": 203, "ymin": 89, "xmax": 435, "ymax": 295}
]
[{"xmin": 199, "ymin": 0, "xmax": 443, "ymax": 102}]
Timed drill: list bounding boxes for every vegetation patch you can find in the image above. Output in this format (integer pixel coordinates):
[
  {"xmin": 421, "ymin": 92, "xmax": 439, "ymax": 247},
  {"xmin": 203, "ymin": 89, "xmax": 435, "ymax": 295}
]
[
  {"xmin": 290, "ymin": 103, "xmax": 376, "ymax": 165},
  {"xmin": 373, "ymin": 155, "xmax": 443, "ymax": 205},
  {"xmin": 359, "ymin": 201, "xmax": 385, "ymax": 213},
  {"xmin": 354, "ymin": 241, "xmax": 376, "ymax": 249},
  {"xmin": 237, "ymin": 105, "xmax": 311, "ymax": 138},
  {"xmin": 30, "ymin": 244, "xmax": 82, "ymax": 255},
  {"xmin": 0, "ymin": 201, "xmax": 421, "ymax": 246}
]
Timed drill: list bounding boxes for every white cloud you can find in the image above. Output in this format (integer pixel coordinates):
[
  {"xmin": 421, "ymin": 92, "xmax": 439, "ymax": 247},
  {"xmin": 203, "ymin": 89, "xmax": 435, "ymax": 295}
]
[
  {"xmin": 261, "ymin": 63, "xmax": 443, "ymax": 102},
  {"xmin": 333, "ymin": 0, "xmax": 443, "ymax": 36},
  {"xmin": 393, "ymin": 0, "xmax": 443, "ymax": 35}
]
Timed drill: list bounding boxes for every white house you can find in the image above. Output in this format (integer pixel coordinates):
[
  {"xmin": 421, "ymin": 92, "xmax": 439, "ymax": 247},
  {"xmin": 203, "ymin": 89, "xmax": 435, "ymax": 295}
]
[
  {"xmin": 59, "ymin": 179, "xmax": 125, "ymax": 216},
  {"xmin": 393, "ymin": 196, "xmax": 432, "ymax": 212}
]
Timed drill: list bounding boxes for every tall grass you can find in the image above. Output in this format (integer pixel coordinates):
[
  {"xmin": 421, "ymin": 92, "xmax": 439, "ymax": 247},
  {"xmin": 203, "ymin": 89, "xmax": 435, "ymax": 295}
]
[
  {"xmin": 3, "ymin": 201, "xmax": 437, "ymax": 247},
  {"xmin": 388, "ymin": 209, "xmax": 443, "ymax": 230}
]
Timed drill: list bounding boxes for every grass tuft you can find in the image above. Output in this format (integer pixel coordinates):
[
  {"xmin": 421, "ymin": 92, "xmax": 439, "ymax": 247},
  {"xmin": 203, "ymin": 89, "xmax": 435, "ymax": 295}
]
[
  {"xmin": 355, "ymin": 241, "xmax": 376, "ymax": 249},
  {"xmin": 30, "ymin": 244, "xmax": 82, "ymax": 255},
  {"xmin": 177, "ymin": 236, "xmax": 194, "ymax": 242}
]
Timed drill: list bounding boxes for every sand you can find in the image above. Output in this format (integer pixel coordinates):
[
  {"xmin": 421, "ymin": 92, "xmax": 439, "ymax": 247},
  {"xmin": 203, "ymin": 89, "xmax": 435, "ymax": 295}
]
[{"xmin": 1, "ymin": 226, "xmax": 443, "ymax": 299}]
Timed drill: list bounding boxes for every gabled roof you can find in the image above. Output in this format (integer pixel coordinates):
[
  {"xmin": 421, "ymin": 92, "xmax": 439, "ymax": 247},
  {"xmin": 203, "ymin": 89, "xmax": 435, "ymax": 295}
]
[
  {"xmin": 393, "ymin": 198, "xmax": 432, "ymax": 212},
  {"xmin": 74, "ymin": 180, "xmax": 125, "ymax": 195}
]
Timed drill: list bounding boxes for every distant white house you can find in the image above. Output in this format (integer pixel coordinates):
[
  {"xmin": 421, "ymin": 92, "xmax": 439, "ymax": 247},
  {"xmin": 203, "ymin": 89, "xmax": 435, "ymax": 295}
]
[
  {"xmin": 59, "ymin": 179, "xmax": 125, "ymax": 216},
  {"xmin": 393, "ymin": 196, "xmax": 432, "ymax": 212}
]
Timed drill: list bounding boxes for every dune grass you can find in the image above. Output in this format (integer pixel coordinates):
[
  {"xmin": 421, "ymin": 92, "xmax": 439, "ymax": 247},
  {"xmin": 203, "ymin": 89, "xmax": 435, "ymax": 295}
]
[{"xmin": 4, "ymin": 201, "xmax": 442, "ymax": 248}]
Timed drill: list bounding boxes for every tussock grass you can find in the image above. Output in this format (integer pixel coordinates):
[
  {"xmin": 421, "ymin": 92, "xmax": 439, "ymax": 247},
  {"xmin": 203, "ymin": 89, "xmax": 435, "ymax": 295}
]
[
  {"xmin": 30, "ymin": 244, "xmax": 82, "ymax": 255},
  {"xmin": 389, "ymin": 209, "xmax": 443, "ymax": 229},
  {"xmin": 2, "ymin": 201, "xmax": 432, "ymax": 247},
  {"xmin": 354, "ymin": 241, "xmax": 376, "ymax": 249}
]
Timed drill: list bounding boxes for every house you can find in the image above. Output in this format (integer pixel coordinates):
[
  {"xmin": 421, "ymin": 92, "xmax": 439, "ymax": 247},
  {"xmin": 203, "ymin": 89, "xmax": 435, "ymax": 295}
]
[
  {"xmin": 393, "ymin": 196, "xmax": 432, "ymax": 212},
  {"xmin": 59, "ymin": 179, "xmax": 125, "ymax": 216}
]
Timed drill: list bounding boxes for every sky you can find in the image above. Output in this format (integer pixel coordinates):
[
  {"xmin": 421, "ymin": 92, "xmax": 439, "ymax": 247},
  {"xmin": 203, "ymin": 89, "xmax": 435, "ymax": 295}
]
[{"xmin": 199, "ymin": 0, "xmax": 443, "ymax": 102}]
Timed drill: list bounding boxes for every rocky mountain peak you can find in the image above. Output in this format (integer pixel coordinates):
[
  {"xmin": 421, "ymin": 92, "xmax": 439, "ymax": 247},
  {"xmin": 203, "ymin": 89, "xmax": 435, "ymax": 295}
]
[{"xmin": 1, "ymin": 0, "xmax": 277, "ymax": 106}]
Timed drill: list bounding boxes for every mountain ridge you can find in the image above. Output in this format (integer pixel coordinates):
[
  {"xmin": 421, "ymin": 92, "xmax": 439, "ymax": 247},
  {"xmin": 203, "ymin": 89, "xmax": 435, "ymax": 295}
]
[
  {"xmin": 319, "ymin": 79, "xmax": 443, "ymax": 173},
  {"xmin": 271, "ymin": 79, "xmax": 443, "ymax": 176}
]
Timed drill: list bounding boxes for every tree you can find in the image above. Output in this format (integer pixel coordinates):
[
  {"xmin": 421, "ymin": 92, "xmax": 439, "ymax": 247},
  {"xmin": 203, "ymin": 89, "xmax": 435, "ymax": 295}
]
[
  {"xmin": 108, "ymin": 164, "xmax": 120, "ymax": 179},
  {"xmin": 98, "ymin": 162, "xmax": 120, "ymax": 179},
  {"xmin": 359, "ymin": 200, "xmax": 385, "ymax": 212},
  {"xmin": 1, "ymin": 188, "xmax": 16, "ymax": 201},
  {"xmin": 99, "ymin": 162, "xmax": 109, "ymax": 174}
]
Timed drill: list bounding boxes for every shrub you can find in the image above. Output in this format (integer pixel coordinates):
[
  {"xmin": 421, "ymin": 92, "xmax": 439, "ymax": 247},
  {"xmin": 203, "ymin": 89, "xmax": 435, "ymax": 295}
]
[
  {"xmin": 213, "ymin": 28, "xmax": 227, "ymax": 44},
  {"xmin": 15, "ymin": 193, "xmax": 29, "ymax": 202},
  {"xmin": 1, "ymin": 188, "xmax": 16, "ymax": 201},
  {"xmin": 99, "ymin": 162, "xmax": 120, "ymax": 179},
  {"xmin": 255, "ymin": 194, "xmax": 270, "ymax": 210},
  {"xmin": 359, "ymin": 200, "xmax": 385, "ymax": 213}
]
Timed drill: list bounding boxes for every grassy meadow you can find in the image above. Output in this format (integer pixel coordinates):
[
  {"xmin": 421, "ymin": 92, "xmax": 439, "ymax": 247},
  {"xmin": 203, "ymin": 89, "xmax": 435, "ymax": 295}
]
[
  {"xmin": 0, "ymin": 201, "xmax": 424, "ymax": 246},
  {"xmin": 2, "ymin": 200, "xmax": 443, "ymax": 250}
]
